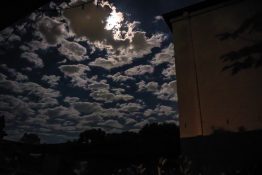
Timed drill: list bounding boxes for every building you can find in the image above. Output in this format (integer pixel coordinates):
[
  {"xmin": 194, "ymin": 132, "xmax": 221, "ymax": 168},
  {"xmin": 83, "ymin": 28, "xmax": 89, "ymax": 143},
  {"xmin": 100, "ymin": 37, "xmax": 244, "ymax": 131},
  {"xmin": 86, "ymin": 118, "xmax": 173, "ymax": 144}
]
[
  {"xmin": 163, "ymin": 0, "xmax": 262, "ymax": 173},
  {"xmin": 164, "ymin": 0, "xmax": 262, "ymax": 138}
]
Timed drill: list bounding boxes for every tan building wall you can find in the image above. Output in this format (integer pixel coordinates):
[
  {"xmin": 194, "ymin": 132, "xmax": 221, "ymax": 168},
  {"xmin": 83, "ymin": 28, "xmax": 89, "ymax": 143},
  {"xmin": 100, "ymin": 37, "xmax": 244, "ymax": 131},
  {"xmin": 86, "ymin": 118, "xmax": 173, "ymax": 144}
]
[{"xmin": 165, "ymin": 0, "xmax": 262, "ymax": 138}]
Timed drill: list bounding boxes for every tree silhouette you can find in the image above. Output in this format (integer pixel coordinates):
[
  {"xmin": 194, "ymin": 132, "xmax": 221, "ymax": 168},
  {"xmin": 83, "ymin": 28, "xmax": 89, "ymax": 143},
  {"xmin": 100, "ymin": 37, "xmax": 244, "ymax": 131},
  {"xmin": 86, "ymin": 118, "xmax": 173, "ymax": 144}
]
[
  {"xmin": 0, "ymin": 115, "xmax": 7, "ymax": 141},
  {"xmin": 20, "ymin": 133, "xmax": 41, "ymax": 144},
  {"xmin": 216, "ymin": 12, "xmax": 262, "ymax": 74},
  {"xmin": 78, "ymin": 128, "xmax": 105, "ymax": 144}
]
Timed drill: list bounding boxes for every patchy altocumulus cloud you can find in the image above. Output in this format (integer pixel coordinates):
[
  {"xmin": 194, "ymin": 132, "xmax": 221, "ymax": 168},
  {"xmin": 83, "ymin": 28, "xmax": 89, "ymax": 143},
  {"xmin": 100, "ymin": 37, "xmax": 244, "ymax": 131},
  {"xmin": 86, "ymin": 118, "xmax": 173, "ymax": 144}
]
[
  {"xmin": 73, "ymin": 102, "xmax": 103, "ymax": 115},
  {"xmin": 125, "ymin": 65, "xmax": 154, "ymax": 76},
  {"xmin": 64, "ymin": 96, "xmax": 80, "ymax": 104},
  {"xmin": 144, "ymin": 105, "xmax": 177, "ymax": 117},
  {"xmin": 0, "ymin": 64, "xmax": 28, "ymax": 82},
  {"xmin": 21, "ymin": 52, "xmax": 44, "ymax": 68},
  {"xmin": 137, "ymin": 81, "xmax": 159, "ymax": 92},
  {"xmin": 0, "ymin": 94, "xmax": 36, "ymax": 119},
  {"xmin": 153, "ymin": 15, "xmax": 163, "ymax": 23},
  {"xmin": 162, "ymin": 64, "xmax": 176, "ymax": 79},
  {"xmin": 136, "ymin": 80, "xmax": 177, "ymax": 102},
  {"xmin": 151, "ymin": 43, "xmax": 174, "ymax": 65},
  {"xmin": 59, "ymin": 64, "xmax": 90, "ymax": 76},
  {"xmin": 155, "ymin": 81, "xmax": 178, "ymax": 102},
  {"xmin": 42, "ymin": 75, "xmax": 61, "ymax": 87},
  {"xmin": 58, "ymin": 40, "xmax": 87, "ymax": 62},
  {"xmin": 0, "ymin": 0, "xmax": 178, "ymax": 142},
  {"xmin": 119, "ymin": 103, "xmax": 144, "ymax": 113},
  {"xmin": 107, "ymin": 72, "xmax": 135, "ymax": 82},
  {"xmin": 98, "ymin": 119, "xmax": 124, "ymax": 129},
  {"xmin": 38, "ymin": 106, "xmax": 80, "ymax": 120},
  {"xmin": 63, "ymin": 1, "xmax": 166, "ymax": 70},
  {"xmin": 59, "ymin": 64, "xmax": 90, "ymax": 88},
  {"xmin": 37, "ymin": 16, "xmax": 67, "ymax": 45},
  {"xmin": 90, "ymin": 89, "xmax": 133, "ymax": 103}
]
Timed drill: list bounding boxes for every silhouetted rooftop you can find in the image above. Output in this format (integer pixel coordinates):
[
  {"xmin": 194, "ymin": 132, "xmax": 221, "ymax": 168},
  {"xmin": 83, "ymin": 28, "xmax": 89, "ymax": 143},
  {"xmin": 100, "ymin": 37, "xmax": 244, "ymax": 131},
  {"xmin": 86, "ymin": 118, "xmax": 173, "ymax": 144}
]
[{"xmin": 163, "ymin": 0, "xmax": 243, "ymax": 31}]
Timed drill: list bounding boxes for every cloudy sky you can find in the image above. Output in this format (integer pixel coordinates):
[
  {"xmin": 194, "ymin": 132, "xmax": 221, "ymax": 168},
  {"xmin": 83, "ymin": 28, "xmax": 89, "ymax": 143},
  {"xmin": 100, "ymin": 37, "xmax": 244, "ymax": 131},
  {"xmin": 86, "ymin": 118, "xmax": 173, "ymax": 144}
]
[{"xmin": 0, "ymin": 0, "xmax": 199, "ymax": 143}]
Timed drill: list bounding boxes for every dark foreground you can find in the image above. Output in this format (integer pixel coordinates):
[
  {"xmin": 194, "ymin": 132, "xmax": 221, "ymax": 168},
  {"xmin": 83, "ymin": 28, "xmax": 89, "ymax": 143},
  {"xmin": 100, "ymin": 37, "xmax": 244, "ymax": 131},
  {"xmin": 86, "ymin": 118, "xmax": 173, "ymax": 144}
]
[{"xmin": 1, "ymin": 124, "xmax": 262, "ymax": 175}]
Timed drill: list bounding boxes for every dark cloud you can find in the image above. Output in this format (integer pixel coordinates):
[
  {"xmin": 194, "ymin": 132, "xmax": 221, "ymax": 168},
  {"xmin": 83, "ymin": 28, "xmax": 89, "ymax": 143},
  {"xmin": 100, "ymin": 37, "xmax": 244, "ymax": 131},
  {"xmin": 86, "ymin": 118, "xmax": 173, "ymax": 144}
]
[
  {"xmin": 63, "ymin": 2, "xmax": 112, "ymax": 42},
  {"xmin": 42, "ymin": 75, "xmax": 60, "ymax": 87},
  {"xmin": 21, "ymin": 52, "xmax": 44, "ymax": 68},
  {"xmin": 73, "ymin": 102, "xmax": 103, "ymax": 115},
  {"xmin": 38, "ymin": 16, "xmax": 66, "ymax": 45}
]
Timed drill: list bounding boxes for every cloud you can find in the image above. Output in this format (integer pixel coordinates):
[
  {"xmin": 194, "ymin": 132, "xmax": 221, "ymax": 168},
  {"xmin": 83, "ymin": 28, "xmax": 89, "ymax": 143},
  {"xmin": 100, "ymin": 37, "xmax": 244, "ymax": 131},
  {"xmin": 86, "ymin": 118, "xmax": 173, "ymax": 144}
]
[
  {"xmin": 42, "ymin": 75, "xmax": 60, "ymax": 87},
  {"xmin": 124, "ymin": 118, "xmax": 137, "ymax": 125},
  {"xmin": 0, "ymin": 95, "xmax": 36, "ymax": 118},
  {"xmin": 59, "ymin": 64, "xmax": 90, "ymax": 76},
  {"xmin": 15, "ymin": 72, "xmax": 29, "ymax": 82},
  {"xmin": 0, "ymin": 27, "xmax": 21, "ymax": 50},
  {"xmin": 0, "ymin": 73, "xmax": 6, "ymax": 80},
  {"xmin": 0, "ymin": 64, "xmax": 28, "ymax": 82},
  {"xmin": 0, "ymin": 0, "xmax": 179, "ymax": 142},
  {"xmin": 37, "ymin": 16, "xmax": 67, "ymax": 45},
  {"xmin": 125, "ymin": 65, "xmax": 154, "ymax": 76},
  {"xmin": 90, "ymin": 89, "xmax": 115, "ymax": 102},
  {"xmin": 162, "ymin": 64, "xmax": 176, "ymax": 79},
  {"xmin": 107, "ymin": 72, "xmax": 135, "ymax": 82},
  {"xmin": 98, "ymin": 119, "xmax": 124, "ymax": 129},
  {"xmin": 0, "ymin": 79, "xmax": 23, "ymax": 93},
  {"xmin": 88, "ymin": 80, "xmax": 109, "ymax": 91},
  {"xmin": 89, "ymin": 33, "xmax": 165, "ymax": 70},
  {"xmin": 38, "ymin": 106, "xmax": 80, "ymax": 120},
  {"xmin": 0, "ymin": 74, "xmax": 60, "ymax": 110},
  {"xmin": 0, "ymin": 27, "xmax": 14, "ymax": 41},
  {"xmin": 21, "ymin": 82, "xmax": 61, "ymax": 99},
  {"xmin": 119, "ymin": 103, "xmax": 144, "ymax": 113},
  {"xmin": 59, "ymin": 64, "xmax": 90, "ymax": 88},
  {"xmin": 63, "ymin": 2, "xmax": 112, "ymax": 42},
  {"xmin": 20, "ymin": 40, "xmax": 49, "ymax": 52},
  {"xmin": 137, "ymin": 81, "xmax": 159, "ymax": 92},
  {"xmin": 64, "ymin": 2, "xmax": 166, "ymax": 70},
  {"xmin": 20, "ymin": 52, "xmax": 44, "ymax": 68},
  {"xmin": 8, "ymin": 34, "xmax": 21, "ymax": 42},
  {"xmin": 73, "ymin": 102, "xmax": 102, "ymax": 115},
  {"xmin": 155, "ymin": 81, "xmax": 178, "ymax": 102},
  {"xmin": 87, "ymin": 80, "xmax": 133, "ymax": 103},
  {"xmin": 151, "ymin": 43, "xmax": 174, "ymax": 65},
  {"xmin": 81, "ymin": 115, "xmax": 103, "ymax": 123},
  {"xmin": 58, "ymin": 40, "xmax": 87, "ymax": 62},
  {"xmin": 153, "ymin": 15, "xmax": 163, "ymax": 23},
  {"xmin": 144, "ymin": 105, "xmax": 176, "ymax": 117},
  {"xmin": 78, "ymin": 107, "xmax": 125, "ymax": 122},
  {"xmin": 89, "ymin": 57, "xmax": 116, "ymax": 70},
  {"xmin": 134, "ymin": 120, "xmax": 150, "ymax": 128},
  {"xmin": 64, "ymin": 96, "xmax": 80, "ymax": 104},
  {"xmin": 90, "ymin": 89, "xmax": 133, "ymax": 103}
]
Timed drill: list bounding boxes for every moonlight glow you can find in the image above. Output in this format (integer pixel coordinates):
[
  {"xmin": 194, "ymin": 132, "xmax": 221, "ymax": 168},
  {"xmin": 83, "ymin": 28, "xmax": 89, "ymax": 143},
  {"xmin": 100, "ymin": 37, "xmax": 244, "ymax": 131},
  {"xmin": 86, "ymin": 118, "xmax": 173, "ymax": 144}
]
[{"xmin": 105, "ymin": 9, "xmax": 124, "ymax": 31}]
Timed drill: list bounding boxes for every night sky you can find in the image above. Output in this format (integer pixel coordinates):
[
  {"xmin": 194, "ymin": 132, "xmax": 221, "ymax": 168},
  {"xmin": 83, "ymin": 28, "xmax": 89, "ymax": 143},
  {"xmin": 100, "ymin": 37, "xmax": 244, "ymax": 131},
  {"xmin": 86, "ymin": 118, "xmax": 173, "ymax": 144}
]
[{"xmin": 0, "ymin": 0, "xmax": 200, "ymax": 143}]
